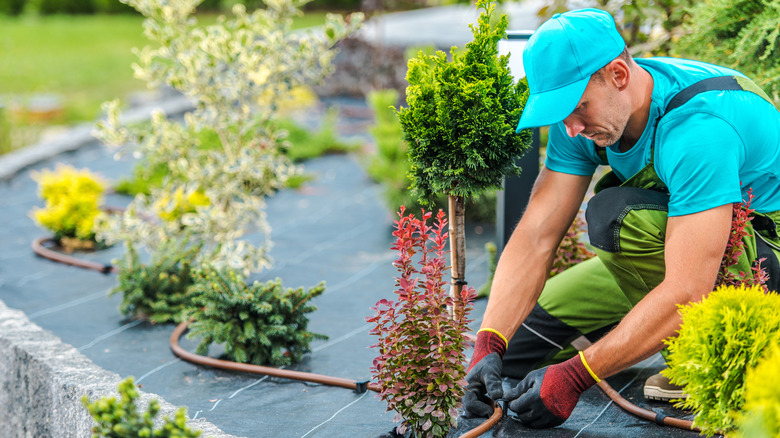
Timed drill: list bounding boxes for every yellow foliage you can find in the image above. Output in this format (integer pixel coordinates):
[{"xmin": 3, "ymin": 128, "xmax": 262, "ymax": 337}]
[
  {"xmin": 739, "ymin": 345, "xmax": 780, "ymax": 438},
  {"xmin": 155, "ymin": 187, "xmax": 210, "ymax": 222},
  {"xmin": 257, "ymin": 85, "xmax": 318, "ymax": 115},
  {"xmin": 30, "ymin": 164, "xmax": 105, "ymax": 241}
]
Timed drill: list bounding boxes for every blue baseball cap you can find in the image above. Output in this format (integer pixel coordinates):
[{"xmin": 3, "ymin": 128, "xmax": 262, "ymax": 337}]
[{"xmin": 515, "ymin": 9, "xmax": 625, "ymax": 132}]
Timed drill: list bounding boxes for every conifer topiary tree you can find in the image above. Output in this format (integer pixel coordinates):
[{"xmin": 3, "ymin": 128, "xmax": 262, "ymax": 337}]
[{"xmin": 396, "ymin": 0, "xmax": 532, "ymax": 300}]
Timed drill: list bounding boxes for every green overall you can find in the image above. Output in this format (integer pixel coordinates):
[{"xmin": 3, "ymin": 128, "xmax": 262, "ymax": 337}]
[{"xmin": 502, "ymin": 76, "xmax": 780, "ymax": 379}]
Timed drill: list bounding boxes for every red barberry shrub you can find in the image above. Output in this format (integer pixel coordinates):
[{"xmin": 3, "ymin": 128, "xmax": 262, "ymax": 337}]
[
  {"xmin": 367, "ymin": 207, "xmax": 476, "ymax": 438},
  {"xmin": 717, "ymin": 189, "xmax": 769, "ymax": 291}
]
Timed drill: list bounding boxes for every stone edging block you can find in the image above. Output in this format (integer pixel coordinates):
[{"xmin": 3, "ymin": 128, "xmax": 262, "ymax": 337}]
[{"xmin": 0, "ymin": 298, "xmax": 241, "ymax": 438}]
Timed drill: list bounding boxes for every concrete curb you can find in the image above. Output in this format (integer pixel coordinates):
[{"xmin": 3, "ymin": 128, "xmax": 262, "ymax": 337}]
[
  {"xmin": 0, "ymin": 299, "xmax": 241, "ymax": 438},
  {"xmin": 0, "ymin": 94, "xmax": 194, "ymax": 182}
]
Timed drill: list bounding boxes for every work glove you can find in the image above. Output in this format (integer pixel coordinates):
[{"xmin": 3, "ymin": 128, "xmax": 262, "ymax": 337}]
[
  {"xmin": 462, "ymin": 329, "xmax": 508, "ymax": 418},
  {"xmin": 504, "ymin": 352, "xmax": 599, "ymax": 428}
]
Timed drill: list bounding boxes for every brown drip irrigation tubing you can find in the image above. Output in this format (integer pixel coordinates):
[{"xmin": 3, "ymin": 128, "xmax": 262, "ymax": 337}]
[
  {"xmin": 169, "ymin": 320, "xmax": 503, "ymax": 438},
  {"xmin": 32, "ymin": 237, "xmax": 119, "ymax": 274},
  {"xmin": 31, "ymin": 239, "xmax": 699, "ymax": 436},
  {"xmin": 596, "ymin": 380, "xmax": 698, "ymax": 432}
]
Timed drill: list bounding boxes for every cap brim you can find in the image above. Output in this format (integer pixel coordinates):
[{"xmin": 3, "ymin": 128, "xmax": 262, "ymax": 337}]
[{"xmin": 515, "ymin": 75, "xmax": 590, "ymax": 133}]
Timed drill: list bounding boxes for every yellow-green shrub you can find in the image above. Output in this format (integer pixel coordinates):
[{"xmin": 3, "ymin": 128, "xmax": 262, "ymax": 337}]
[
  {"xmin": 30, "ymin": 164, "xmax": 105, "ymax": 242},
  {"xmin": 737, "ymin": 345, "xmax": 780, "ymax": 438},
  {"xmin": 154, "ymin": 187, "xmax": 210, "ymax": 223},
  {"xmin": 664, "ymin": 284, "xmax": 780, "ymax": 435}
]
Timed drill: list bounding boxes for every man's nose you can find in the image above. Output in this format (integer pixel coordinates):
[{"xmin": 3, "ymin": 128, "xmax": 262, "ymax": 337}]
[{"xmin": 563, "ymin": 116, "xmax": 585, "ymax": 138}]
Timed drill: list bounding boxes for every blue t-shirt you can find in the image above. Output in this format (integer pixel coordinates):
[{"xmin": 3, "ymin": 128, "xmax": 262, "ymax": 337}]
[{"xmin": 545, "ymin": 57, "xmax": 780, "ymax": 216}]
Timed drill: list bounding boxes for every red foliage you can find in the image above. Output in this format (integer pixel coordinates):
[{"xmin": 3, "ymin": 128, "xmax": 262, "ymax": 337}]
[
  {"xmin": 716, "ymin": 189, "xmax": 769, "ymax": 292},
  {"xmin": 366, "ymin": 206, "xmax": 475, "ymax": 437}
]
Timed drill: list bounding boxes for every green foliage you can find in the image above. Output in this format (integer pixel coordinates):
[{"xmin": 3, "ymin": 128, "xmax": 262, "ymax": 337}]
[
  {"xmin": 276, "ymin": 109, "xmax": 359, "ymax": 163},
  {"xmin": 95, "ymin": 0, "xmax": 362, "ymax": 275},
  {"xmin": 111, "ymin": 238, "xmax": 201, "ymax": 324},
  {"xmin": 676, "ymin": 0, "xmax": 780, "ymax": 105},
  {"xmin": 396, "ymin": 0, "xmax": 532, "ymax": 204},
  {"xmin": 476, "ymin": 241, "xmax": 496, "ymax": 299},
  {"xmin": 368, "ymin": 208, "xmax": 475, "ymax": 438},
  {"xmin": 30, "ymin": 164, "xmax": 106, "ymax": 244},
  {"xmin": 114, "ymin": 112, "xmax": 348, "ymax": 196},
  {"xmin": 737, "ymin": 345, "xmax": 780, "ymax": 438},
  {"xmin": 664, "ymin": 284, "xmax": 780, "ymax": 435},
  {"xmin": 82, "ymin": 377, "xmax": 201, "ymax": 438},
  {"xmin": 185, "ymin": 267, "xmax": 327, "ymax": 366},
  {"xmin": 29, "ymin": 0, "xmax": 96, "ymax": 14},
  {"xmin": 366, "ymin": 89, "xmax": 497, "ymax": 222},
  {"xmin": 535, "ymin": 0, "xmax": 694, "ymax": 56},
  {"xmin": 0, "ymin": 0, "xmax": 24, "ymax": 15}
]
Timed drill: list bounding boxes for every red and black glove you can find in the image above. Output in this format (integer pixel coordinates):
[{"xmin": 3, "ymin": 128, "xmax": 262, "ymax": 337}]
[
  {"xmin": 504, "ymin": 352, "xmax": 599, "ymax": 428},
  {"xmin": 462, "ymin": 329, "xmax": 508, "ymax": 418}
]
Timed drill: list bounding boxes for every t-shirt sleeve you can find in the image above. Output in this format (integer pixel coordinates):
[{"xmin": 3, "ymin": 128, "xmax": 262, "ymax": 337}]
[
  {"xmin": 655, "ymin": 111, "xmax": 744, "ymax": 216},
  {"xmin": 544, "ymin": 122, "xmax": 603, "ymax": 176}
]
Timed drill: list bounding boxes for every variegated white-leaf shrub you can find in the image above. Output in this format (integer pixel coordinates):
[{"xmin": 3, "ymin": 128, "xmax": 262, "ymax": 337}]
[{"xmin": 95, "ymin": 0, "xmax": 363, "ymax": 275}]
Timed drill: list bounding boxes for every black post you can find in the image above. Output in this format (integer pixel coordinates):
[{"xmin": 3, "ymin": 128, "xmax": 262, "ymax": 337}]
[{"xmin": 496, "ymin": 128, "xmax": 539, "ymax": 254}]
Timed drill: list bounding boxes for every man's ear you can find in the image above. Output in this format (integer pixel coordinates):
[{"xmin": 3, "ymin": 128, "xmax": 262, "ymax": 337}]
[{"xmin": 608, "ymin": 59, "xmax": 630, "ymax": 91}]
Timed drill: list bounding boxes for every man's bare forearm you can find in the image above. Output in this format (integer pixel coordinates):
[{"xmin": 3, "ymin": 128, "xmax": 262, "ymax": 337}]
[
  {"xmin": 584, "ymin": 203, "xmax": 732, "ymax": 379},
  {"xmin": 480, "ymin": 168, "xmax": 592, "ymax": 339}
]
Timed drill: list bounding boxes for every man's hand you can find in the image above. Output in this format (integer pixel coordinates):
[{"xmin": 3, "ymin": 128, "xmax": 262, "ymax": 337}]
[
  {"xmin": 462, "ymin": 330, "xmax": 508, "ymax": 417},
  {"xmin": 504, "ymin": 353, "xmax": 598, "ymax": 428}
]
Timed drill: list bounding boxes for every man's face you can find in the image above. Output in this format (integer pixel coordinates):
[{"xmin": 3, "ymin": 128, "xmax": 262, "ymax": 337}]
[{"xmin": 562, "ymin": 74, "xmax": 630, "ymax": 148}]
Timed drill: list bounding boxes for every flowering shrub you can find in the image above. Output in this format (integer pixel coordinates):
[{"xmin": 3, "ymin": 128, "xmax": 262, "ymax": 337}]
[
  {"xmin": 367, "ymin": 207, "xmax": 475, "ymax": 438},
  {"xmin": 664, "ymin": 284, "xmax": 780, "ymax": 435},
  {"xmin": 185, "ymin": 266, "xmax": 327, "ymax": 366},
  {"xmin": 30, "ymin": 164, "xmax": 106, "ymax": 246},
  {"xmin": 95, "ymin": 0, "xmax": 362, "ymax": 275},
  {"xmin": 82, "ymin": 377, "xmax": 201, "ymax": 438}
]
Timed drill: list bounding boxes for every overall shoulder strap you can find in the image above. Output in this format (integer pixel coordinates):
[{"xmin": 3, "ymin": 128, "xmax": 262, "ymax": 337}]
[
  {"xmin": 664, "ymin": 75, "xmax": 775, "ymax": 114},
  {"xmin": 664, "ymin": 76, "xmax": 743, "ymax": 114}
]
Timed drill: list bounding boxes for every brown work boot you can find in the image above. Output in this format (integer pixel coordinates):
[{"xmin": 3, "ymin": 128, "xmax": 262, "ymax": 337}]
[{"xmin": 643, "ymin": 372, "xmax": 688, "ymax": 402}]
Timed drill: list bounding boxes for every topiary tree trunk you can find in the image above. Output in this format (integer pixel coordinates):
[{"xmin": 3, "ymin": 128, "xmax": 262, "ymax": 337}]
[{"xmin": 396, "ymin": 0, "xmax": 532, "ymax": 302}]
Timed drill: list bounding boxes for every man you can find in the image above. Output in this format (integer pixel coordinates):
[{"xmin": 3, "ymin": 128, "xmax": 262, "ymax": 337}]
[{"xmin": 463, "ymin": 8, "xmax": 780, "ymax": 428}]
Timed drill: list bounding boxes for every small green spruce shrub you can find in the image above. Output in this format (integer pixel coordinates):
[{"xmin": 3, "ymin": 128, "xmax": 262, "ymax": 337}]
[
  {"xmin": 664, "ymin": 284, "xmax": 780, "ymax": 435},
  {"xmin": 367, "ymin": 207, "xmax": 475, "ymax": 438},
  {"xmin": 737, "ymin": 345, "xmax": 780, "ymax": 438},
  {"xmin": 111, "ymin": 238, "xmax": 201, "ymax": 324},
  {"xmin": 82, "ymin": 377, "xmax": 201, "ymax": 438},
  {"xmin": 185, "ymin": 267, "xmax": 327, "ymax": 366}
]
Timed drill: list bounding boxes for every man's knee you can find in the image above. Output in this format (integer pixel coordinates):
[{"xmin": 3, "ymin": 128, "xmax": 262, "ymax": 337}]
[{"xmin": 586, "ymin": 186, "xmax": 670, "ymax": 253}]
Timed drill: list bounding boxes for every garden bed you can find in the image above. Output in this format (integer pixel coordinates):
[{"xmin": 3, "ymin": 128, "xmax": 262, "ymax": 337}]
[{"xmin": 0, "ymin": 103, "xmax": 702, "ymax": 436}]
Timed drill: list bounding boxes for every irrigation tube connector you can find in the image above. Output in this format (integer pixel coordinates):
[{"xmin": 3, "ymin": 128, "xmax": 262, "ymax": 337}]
[{"xmin": 32, "ymin": 237, "xmax": 699, "ymax": 436}]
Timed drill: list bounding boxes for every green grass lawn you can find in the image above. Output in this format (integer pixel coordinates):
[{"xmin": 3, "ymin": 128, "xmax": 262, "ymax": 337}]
[{"xmin": 0, "ymin": 11, "xmax": 331, "ymax": 124}]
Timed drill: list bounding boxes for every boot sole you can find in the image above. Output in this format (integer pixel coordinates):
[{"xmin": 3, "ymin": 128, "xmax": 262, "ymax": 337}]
[{"xmin": 644, "ymin": 385, "xmax": 688, "ymax": 402}]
